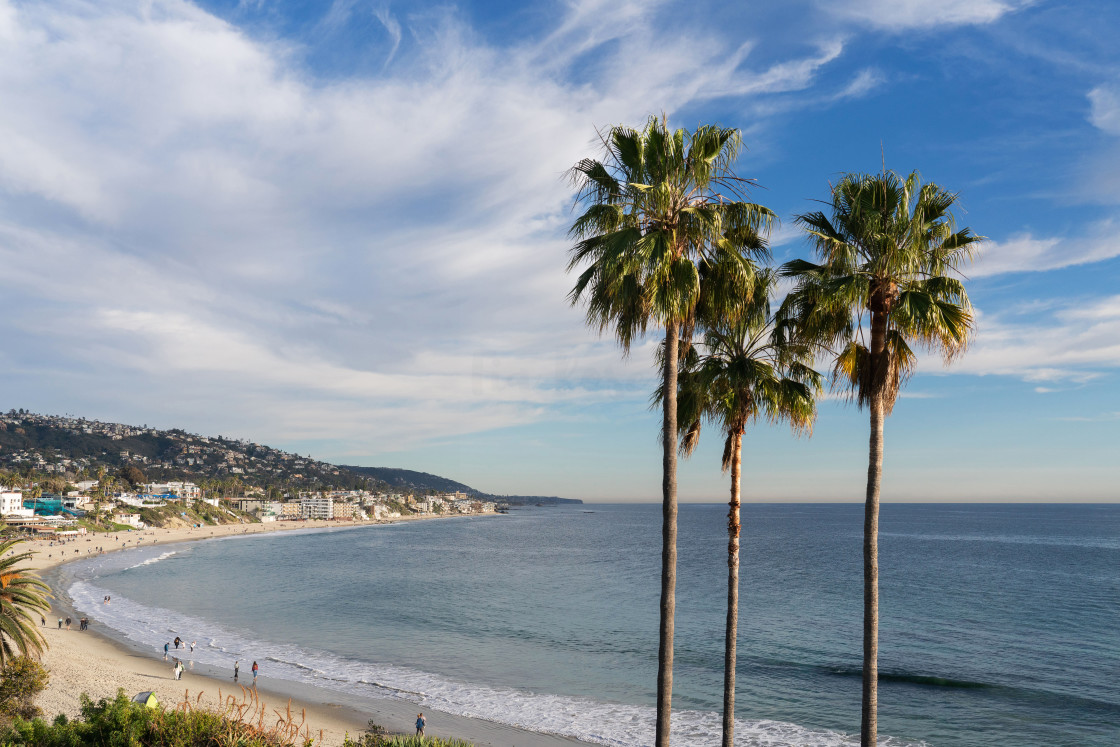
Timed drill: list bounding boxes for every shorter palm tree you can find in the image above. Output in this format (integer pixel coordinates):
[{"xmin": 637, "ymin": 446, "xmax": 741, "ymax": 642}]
[
  {"xmin": 668, "ymin": 271, "xmax": 821, "ymax": 747},
  {"xmin": 0, "ymin": 539, "xmax": 52, "ymax": 666}
]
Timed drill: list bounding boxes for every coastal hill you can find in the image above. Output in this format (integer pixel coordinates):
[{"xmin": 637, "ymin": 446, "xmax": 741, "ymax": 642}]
[
  {"xmin": 0, "ymin": 410, "xmax": 580, "ymax": 503},
  {"xmin": 341, "ymin": 465, "xmax": 479, "ymax": 495},
  {"xmin": 337, "ymin": 467, "xmax": 581, "ymax": 505}
]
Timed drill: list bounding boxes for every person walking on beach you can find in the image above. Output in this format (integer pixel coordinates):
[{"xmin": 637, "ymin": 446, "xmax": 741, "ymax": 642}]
[
  {"xmin": 251, "ymin": 661, "xmax": 259, "ymax": 684},
  {"xmin": 415, "ymin": 713, "xmax": 425, "ymax": 736},
  {"xmin": 164, "ymin": 642, "xmax": 170, "ymax": 659},
  {"xmin": 234, "ymin": 660, "xmax": 239, "ymax": 682},
  {"xmin": 57, "ymin": 618, "xmax": 63, "ymax": 630},
  {"xmin": 65, "ymin": 616, "xmax": 71, "ymax": 631}
]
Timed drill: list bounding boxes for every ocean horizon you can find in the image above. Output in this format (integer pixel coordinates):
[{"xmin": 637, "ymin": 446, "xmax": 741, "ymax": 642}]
[{"xmin": 57, "ymin": 504, "xmax": 1119, "ymax": 746}]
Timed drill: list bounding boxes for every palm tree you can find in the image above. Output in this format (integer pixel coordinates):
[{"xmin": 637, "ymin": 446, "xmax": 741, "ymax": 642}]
[
  {"xmin": 0, "ymin": 539, "xmax": 51, "ymax": 666},
  {"xmin": 673, "ymin": 271, "xmax": 821, "ymax": 747},
  {"xmin": 567, "ymin": 115, "xmax": 774, "ymax": 746},
  {"xmin": 781, "ymin": 170, "xmax": 982, "ymax": 747}
]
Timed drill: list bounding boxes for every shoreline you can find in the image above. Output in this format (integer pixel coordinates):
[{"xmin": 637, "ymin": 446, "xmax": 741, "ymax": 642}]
[{"xmin": 24, "ymin": 517, "xmax": 594, "ymax": 747}]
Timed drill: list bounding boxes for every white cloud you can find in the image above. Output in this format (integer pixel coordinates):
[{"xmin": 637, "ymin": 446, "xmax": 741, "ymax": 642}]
[
  {"xmin": 935, "ymin": 295, "xmax": 1120, "ymax": 384},
  {"xmin": 372, "ymin": 3, "xmax": 402, "ymax": 68},
  {"xmin": 1088, "ymin": 84, "xmax": 1120, "ymax": 135},
  {"xmin": 827, "ymin": 0, "xmax": 1025, "ymax": 31},
  {"xmin": 971, "ymin": 223, "xmax": 1120, "ymax": 276},
  {"xmin": 0, "ymin": 0, "xmax": 855, "ymax": 455}
]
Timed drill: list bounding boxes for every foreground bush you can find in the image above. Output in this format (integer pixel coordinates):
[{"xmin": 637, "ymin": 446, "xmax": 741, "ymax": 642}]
[
  {"xmin": 0, "ymin": 688, "xmax": 318, "ymax": 747},
  {"xmin": 0, "ymin": 658, "xmax": 49, "ymax": 724}
]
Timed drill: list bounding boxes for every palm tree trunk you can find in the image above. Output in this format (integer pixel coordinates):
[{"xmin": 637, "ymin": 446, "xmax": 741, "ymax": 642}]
[
  {"xmin": 723, "ymin": 430, "xmax": 743, "ymax": 747},
  {"xmin": 656, "ymin": 322, "xmax": 680, "ymax": 747},
  {"xmin": 861, "ymin": 313, "xmax": 887, "ymax": 747}
]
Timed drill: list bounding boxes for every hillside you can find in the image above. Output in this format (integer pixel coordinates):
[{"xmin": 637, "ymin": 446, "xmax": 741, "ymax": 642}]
[
  {"xmin": 0, "ymin": 411, "xmax": 371, "ymax": 491},
  {"xmin": 340, "ymin": 466, "xmax": 480, "ymax": 495},
  {"xmin": 0, "ymin": 411, "xmax": 580, "ymax": 504}
]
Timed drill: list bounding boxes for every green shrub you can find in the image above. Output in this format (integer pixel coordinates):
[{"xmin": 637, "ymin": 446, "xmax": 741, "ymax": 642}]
[
  {"xmin": 0, "ymin": 658, "xmax": 49, "ymax": 724},
  {"xmin": 0, "ymin": 689, "xmax": 318, "ymax": 747}
]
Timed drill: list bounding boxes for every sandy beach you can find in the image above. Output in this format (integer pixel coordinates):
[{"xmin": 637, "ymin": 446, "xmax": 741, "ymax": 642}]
[{"xmin": 22, "ymin": 519, "xmax": 592, "ymax": 747}]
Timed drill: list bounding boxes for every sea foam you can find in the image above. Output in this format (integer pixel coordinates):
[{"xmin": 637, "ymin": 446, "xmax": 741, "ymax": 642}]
[{"xmin": 127, "ymin": 550, "xmax": 177, "ymax": 569}]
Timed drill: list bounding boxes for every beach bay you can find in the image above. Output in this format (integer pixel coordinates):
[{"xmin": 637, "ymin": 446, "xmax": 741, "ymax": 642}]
[{"xmin": 35, "ymin": 504, "xmax": 1120, "ymax": 747}]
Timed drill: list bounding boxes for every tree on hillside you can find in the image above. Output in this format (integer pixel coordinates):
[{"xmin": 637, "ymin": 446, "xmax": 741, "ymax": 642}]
[
  {"xmin": 0, "ymin": 540, "xmax": 51, "ymax": 667},
  {"xmin": 567, "ymin": 116, "xmax": 773, "ymax": 745},
  {"xmin": 118, "ymin": 465, "xmax": 146, "ymax": 489},
  {"xmin": 670, "ymin": 270, "xmax": 821, "ymax": 747},
  {"xmin": 781, "ymin": 170, "xmax": 982, "ymax": 746}
]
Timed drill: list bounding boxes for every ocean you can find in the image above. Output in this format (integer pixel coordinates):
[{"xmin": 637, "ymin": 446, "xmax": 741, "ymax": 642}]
[{"xmin": 59, "ymin": 503, "xmax": 1119, "ymax": 746}]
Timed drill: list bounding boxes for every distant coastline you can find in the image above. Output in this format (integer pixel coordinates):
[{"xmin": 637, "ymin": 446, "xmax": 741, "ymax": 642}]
[{"xmin": 493, "ymin": 495, "xmax": 583, "ymax": 506}]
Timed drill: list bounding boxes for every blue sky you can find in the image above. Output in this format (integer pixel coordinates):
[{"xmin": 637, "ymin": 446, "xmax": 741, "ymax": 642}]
[{"xmin": 1, "ymin": 0, "xmax": 1117, "ymax": 501}]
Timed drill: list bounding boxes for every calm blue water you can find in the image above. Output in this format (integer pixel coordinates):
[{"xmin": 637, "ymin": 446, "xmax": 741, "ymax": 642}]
[{"xmin": 63, "ymin": 504, "xmax": 1119, "ymax": 746}]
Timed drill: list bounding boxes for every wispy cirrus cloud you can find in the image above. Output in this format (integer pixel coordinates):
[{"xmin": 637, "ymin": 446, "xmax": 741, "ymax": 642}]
[
  {"xmin": 971, "ymin": 222, "xmax": 1120, "ymax": 277},
  {"xmin": 0, "ymin": 0, "xmax": 856, "ymax": 456},
  {"xmin": 937, "ymin": 295, "xmax": 1120, "ymax": 384},
  {"xmin": 825, "ymin": 0, "xmax": 1031, "ymax": 31}
]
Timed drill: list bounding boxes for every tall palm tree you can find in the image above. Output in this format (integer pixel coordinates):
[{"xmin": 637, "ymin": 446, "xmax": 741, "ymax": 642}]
[
  {"xmin": 0, "ymin": 539, "xmax": 51, "ymax": 666},
  {"xmin": 673, "ymin": 271, "xmax": 821, "ymax": 747},
  {"xmin": 781, "ymin": 170, "xmax": 982, "ymax": 747},
  {"xmin": 568, "ymin": 116, "xmax": 773, "ymax": 746}
]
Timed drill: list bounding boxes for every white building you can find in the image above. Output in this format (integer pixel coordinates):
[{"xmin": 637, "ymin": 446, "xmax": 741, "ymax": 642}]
[
  {"xmin": 300, "ymin": 496, "xmax": 333, "ymax": 520},
  {"xmin": 141, "ymin": 481, "xmax": 201, "ymax": 500},
  {"xmin": 0, "ymin": 491, "xmax": 34, "ymax": 518}
]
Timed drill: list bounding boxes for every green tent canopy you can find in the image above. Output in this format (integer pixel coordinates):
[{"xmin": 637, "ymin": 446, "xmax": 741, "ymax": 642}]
[{"xmin": 132, "ymin": 691, "xmax": 159, "ymax": 709}]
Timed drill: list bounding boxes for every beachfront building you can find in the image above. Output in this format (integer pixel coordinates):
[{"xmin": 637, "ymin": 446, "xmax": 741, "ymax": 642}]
[
  {"xmin": 278, "ymin": 502, "xmax": 302, "ymax": 520},
  {"xmin": 114, "ymin": 513, "xmax": 145, "ymax": 528},
  {"xmin": 300, "ymin": 495, "xmax": 333, "ymax": 520},
  {"xmin": 260, "ymin": 500, "xmax": 283, "ymax": 516},
  {"xmin": 4, "ymin": 515, "xmax": 47, "ymax": 530},
  {"xmin": 121, "ymin": 494, "xmax": 168, "ymax": 508},
  {"xmin": 140, "ymin": 481, "xmax": 201, "ymax": 500},
  {"xmin": 236, "ymin": 498, "xmax": 264, "ymax": 513},
  {"xmin": 0, "ymin": 491, "xmax": 34, "ymax": 518},
  {"xmin": 332, "ymin": 501, "xmax": 364, "ymax": 520}
]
